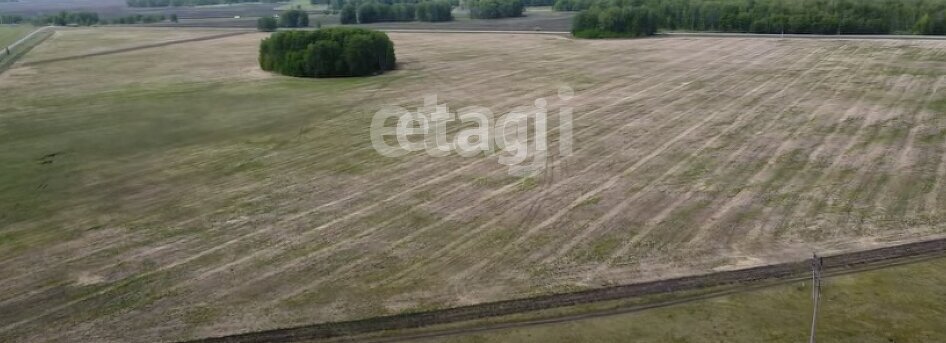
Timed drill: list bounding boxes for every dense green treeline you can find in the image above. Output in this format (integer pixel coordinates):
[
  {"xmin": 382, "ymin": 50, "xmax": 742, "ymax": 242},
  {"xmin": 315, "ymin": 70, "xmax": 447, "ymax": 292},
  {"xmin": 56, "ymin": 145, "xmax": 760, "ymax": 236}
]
[
  {"xmin": 1, "ymin": 14, "xmax": 25, "ymax": 24},
  {"xmin": 564, "ymin": 0, "xmax": 946, "ymax": 35},
  {"xmin": 27, "ymin": 11, "xmax": 173, "ymax": 25},
  {"xmin": 258, "ymin": 16, "xmax": 278, "ymax": 31},
  {"xmin": 357, "ymin": 2, "xmax": 419, "ymax": 22},
  {"xmin": 33, "ymin": 12, "xmax": 100, "ymax": 26},
  {"xmin": 337, "ymin": 0, "xmax": 452, "ymax": 23},
  {"xmin": 280, "ymin": 9, "xmax": 310, "ymax": 27},
  {"xmin": 259, "ymin": 27, "xmax": 396, "ymax": 77},
  {"xmin": 572, "ymin": 5, "xmax": 657, "ymax": 37},
  {"xmin": 126, "ymin": 0, "xmax": 280, "ymax": 7},
  {"xmin": 107, "ymin": 13, "xmax": 168, "ymax": 24},
  {"xmin": 416, "ymin": 1, "xmax": 454, "ymax": 21},
  {"xmin": 468, "ymin": 0, "xmax": 524, "ymax": 18},
  {"xmin": 256, "ymin": 10, "xmax": 309, "ymax": 31},
  {"xmin": 553, "ymin": 0, "xmax": 594, "ymax": 11}
]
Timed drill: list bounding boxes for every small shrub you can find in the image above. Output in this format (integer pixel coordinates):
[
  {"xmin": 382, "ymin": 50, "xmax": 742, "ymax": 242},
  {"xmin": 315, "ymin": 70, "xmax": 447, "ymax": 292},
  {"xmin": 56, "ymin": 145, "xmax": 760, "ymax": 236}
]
[{"xmin": 257, "ymin": 16, "xmax": 278, "ymax": 31}]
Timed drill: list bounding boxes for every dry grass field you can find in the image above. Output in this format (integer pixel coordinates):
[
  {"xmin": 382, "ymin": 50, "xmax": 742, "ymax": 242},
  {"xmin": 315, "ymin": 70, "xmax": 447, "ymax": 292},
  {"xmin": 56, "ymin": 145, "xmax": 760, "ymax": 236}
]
[{"xmin": 1, "ymin": 27, "xmax": 946, "ymax": 342}]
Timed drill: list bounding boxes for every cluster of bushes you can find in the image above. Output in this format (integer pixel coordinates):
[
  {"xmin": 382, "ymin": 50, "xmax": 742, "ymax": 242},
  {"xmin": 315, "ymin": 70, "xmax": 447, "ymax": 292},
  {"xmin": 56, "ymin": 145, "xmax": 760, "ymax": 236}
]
[
  {"xmin": 415, "ymin": 1, "xmax": 453, "ymax": 21},
  {"xmin": 127, "ymin": 0, "xmax": 279, "ymax": 7},
  {"xmin": 280, "ymin": 9, "xmax": 310, "ymax": 27},
  {"xmin": 356, "ymin": 2, "xmax": 419, "ymax": 22},
  {"xmin": 338, "ymin": 0, "xmax": 452, "ymax": 24},
  {"xmin": 467, "ymin": 0, "xmax": 524, "ymax": 19},
  {"xmin": 257, "ymin": 16, "xmax": 278, "ymax": 31},
  {"xmin": 916, "ymin": 13, "xmax": 946, "ymax": 34},
  {"xmin": 552, "ymin": 0, "xmax": 593, "ymax": 11},
  {"xmin": 560, "ymin": 0, "xmax": 946, "ymax": 36},
  {"xmin": 521, "ymin": 0, "xmax": 552, "ymax": 5},
  {"xmin": 259, "ymin": 27, "xmax": 396, "ymax": 77},
  {"xmin": 257, "ymin": 10, "xmax": 310, "ymax": 31},
  {"xmin": 572, "ymin": 5, "xmax": 657, "ymax": 37}
]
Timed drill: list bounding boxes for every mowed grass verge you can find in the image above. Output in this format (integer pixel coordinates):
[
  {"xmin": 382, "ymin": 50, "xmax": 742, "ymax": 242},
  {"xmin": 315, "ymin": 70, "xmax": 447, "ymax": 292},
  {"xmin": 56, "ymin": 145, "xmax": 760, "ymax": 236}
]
[
  {"xmin": 1, "ymin": 28, "xmax": 945, "ymax": 342},
  {"xmin": 429, "ymin": 256, "xmax": 946, "ymax": 343},
  {"xmin": 0, "ymin": 24, "xmax": 35, "ymax": 48}
]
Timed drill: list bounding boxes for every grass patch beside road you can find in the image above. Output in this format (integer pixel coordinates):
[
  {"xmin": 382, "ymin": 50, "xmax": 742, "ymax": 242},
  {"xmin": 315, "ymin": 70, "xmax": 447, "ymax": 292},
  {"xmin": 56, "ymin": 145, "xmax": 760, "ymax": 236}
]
[
  {"xmin": 432, "ymin": 256, "xmax": 946, "ymax": 342},
  {"xmin": 0, "ymin": 24, "xmax": 34, "ymax": 48}
]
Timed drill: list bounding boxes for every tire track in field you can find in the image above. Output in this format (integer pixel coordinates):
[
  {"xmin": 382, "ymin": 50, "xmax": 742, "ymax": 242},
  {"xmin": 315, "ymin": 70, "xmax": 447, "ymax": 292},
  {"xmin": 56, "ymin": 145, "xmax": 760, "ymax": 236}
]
[
  {"xmin": 177, "ymin": 237, "xmax": 946, "ymax": 343},
  {"xmin": 838, "ymin": 77, "xmax": 917, "ymax": 230},
  {"xmin": 203, "ymin": 40, "xmax": 774, "ymax": 303},
  {"xmin": 0, "ymin": 52, "xmax": 554, "ymax": 294},
  {"xmin": 721, "ymin": 44, "xmax": 892, "ymax": 245},
  {"xmin": 685, "ymin": 51, "xmax": 914, "ymax": 246},
  {"xmin": 262, "ymin": 37, "xmax": 714, "ymax": 218},
  {"xmin": 612, "ymin": 44, "xmax": 896, "ymax": 268},
  {"xmin": 739, "ymin": 47, "xmax": 902, "ymax": 246},
  {"xmin": 362, "ymin": 44, "xmax": 797, "ymax": 290},
  {"xmin": 544, "ymin": 44, "xmax": 867, "ymax": 265},
  {"xmin": 0, "ymin": 39, "xmax": 738, "ymax": 332},
  {"xmin": 843, "ymin": 49, "xmax": 946, "ymax": 221},
  {"xmin": 0, "ymin": 36, "xmax": 651, "ymax": 304},
  {"xmin": 263, "ymin": 38, "xmax": 717, "ymax": 221},
  {"xmin": 449, "ymin": 44, "xmax": 837, "ymax": 284},
  {"xmin": 796, "ymin": 65, "xmax": 926, "ymax": 232},
  {"xmin": 865, "ymin": 74, "xmax": 942, "ymax": 219},
  {"xmin": 891, "ymin": 75, "xmax": 944, "ymax": 219},
  {"xmin": 66, "ymin": 39, "xmax": 732, "ymax": 338},
  {"xmin": 787, "ymin": 54, "xmax": 913, "ymax": 224},
  {"xmin": 927, "ymin": 77, "xmax": 946, "ymax": 216},
  {"xmin": 243, "ymin": 41, "xmax": 777, "ymax": 300},
  {"xmin": 344, "ymin": 43, "xmax": 788, "ymax": 292},
  {"xmin": 195, "ymin": 39, "xmax": 748, "ymax": 275},
  {"xmin": 756, "ymin": 49, "xmax": 907, "ymax": 235},
  {"xmin": 835, "ymin": 78, "xmax": 925, "ymax": 231}
]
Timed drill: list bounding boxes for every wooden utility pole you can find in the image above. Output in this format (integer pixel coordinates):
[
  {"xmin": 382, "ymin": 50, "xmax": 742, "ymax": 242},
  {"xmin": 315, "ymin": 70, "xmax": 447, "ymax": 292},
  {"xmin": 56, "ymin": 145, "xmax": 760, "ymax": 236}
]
[{"xmin": 809, "ymin": 253, "xmax": 823, "ymax": 343}]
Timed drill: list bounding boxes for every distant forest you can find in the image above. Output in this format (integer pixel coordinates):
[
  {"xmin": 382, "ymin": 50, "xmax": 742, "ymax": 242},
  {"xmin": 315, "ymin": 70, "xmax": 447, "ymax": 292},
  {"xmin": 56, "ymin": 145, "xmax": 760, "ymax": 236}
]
[
  {"xmin": 126, "ymin": 0, "xmax": 281, "ymax": 7},
  {"xmin": 563, "ymin": 0, "xmax": 946, "ymax": 36},
  {"xmin": 338, "ymin": 0, "xmax": 454, "ymax": 24},
  {"xmin": 19, "ymin": 11, "xmax": 175, "ymax": 25}
]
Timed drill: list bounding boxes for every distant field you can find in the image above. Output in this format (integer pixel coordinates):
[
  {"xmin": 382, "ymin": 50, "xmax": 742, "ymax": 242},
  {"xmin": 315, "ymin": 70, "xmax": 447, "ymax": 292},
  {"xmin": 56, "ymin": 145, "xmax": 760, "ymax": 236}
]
[
  {"xmin": 0, "ymin": 0, "xmax": 282, "ymax": 19},
  {"xmin": 433, "ymin": 256, "xmax": 946, "ymax": 342},
  {"xmin": 17, "ymin": 27, "xmax": 240, "ymax": 63},
  {"xmin": 274, "ymin": 0, "xmax": 327, "ymax": 11},
  {"xmin": 0, "ymin": 24, "xmax": 34, "ymax": 48},
  {"xmin": 1, "ymin": 28, "xmax": 945, "ymax": 342},
  {"xmin": 154, "ymin": 9, "xmax": 574, "ymax": 30}
]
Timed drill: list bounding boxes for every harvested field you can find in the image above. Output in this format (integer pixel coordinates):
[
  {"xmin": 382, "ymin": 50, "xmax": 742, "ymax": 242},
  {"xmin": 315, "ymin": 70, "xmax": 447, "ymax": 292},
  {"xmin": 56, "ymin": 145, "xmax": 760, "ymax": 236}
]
[
  {"xmin": 1, "ymin": 29, "xmax": 946, "ymax": 342},
  {"xmin": 148, "ymin": 10, "xmax": 574, "ymax": 31}
]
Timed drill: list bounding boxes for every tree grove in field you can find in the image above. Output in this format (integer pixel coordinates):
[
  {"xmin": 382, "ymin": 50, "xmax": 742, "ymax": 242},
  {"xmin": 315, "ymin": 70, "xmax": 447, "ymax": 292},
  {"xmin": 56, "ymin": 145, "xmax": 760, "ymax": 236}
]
[
  {"xmin": 467, "ymin": 0, "xmax": 524, "ymax": 19},
  {"xmin": 344, "ymin": 0, "xmax": 452, "ymax": 23},
  {"xmin": 259, "ymin": 28, "xmax": 396, "ymax": 77},
  {"xmin": 572, "ymin": 5, "xmax": 658, "ymax": 38},
  {"xmin": 279, "ymin": 9, "xmax": 310, "ymax": 27},
  {"xmin": 257, "ymin": 16, "xmax": 278, "ymax": 31},
  {"xmin": 415, "ymin": 1, "xmax": 453, "ymax": 21},
  {"xmin": 561, "ymin": 0, "xmax": 946, "ymax": 35}
]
